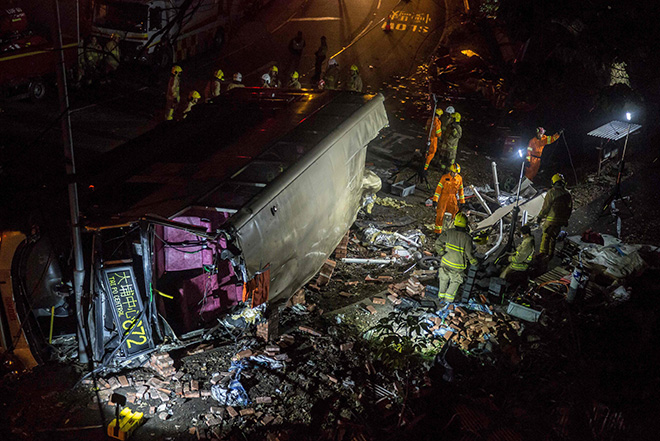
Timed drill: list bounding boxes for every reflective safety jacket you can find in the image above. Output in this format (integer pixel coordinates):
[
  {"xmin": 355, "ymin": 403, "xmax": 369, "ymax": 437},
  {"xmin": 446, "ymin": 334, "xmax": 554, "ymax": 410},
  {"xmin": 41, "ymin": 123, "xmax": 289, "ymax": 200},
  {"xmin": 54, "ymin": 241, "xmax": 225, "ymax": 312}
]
[
  {"xmin": 432, "ymin": 173, "xmax": 465, "ymax": 204},
  {"xmin": 347, "ymin": 73, "xmax": 363, "ymax": 92},
  {"xmin": 430, "ymin": 116, "xmax": 442, "ymax": 140},
  {"xmin": 434, "ymin": 228, "xmax": 478, "ymax": 271},
  {"xmin": 167, "ymin": 75, "xmax": 181, "ymax": 103},
  {"xmin": 440, "ymin": 121, "xmax": 462, "ymax": 150},
  {"xmin": 526, "ymin": 133, "xmax": 560, "ymax": 161},
  {"xmin": 538, "ymin": 184, "xmax": 573, "ymax": 226},
  {"xmin": 508, "ymin": 236, "xmax": 535, "ymax": 271}
]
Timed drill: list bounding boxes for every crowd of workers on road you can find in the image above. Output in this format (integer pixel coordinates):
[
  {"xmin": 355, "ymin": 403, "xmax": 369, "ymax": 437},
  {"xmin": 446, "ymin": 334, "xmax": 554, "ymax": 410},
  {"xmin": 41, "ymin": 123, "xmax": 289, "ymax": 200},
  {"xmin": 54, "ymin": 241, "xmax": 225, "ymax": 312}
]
[
  {"xmin": 422, "ymin": 102, "xmax": 572, "ymax": 302},
  {"xmin": 159, "ymin": 31, "xmax": 364, "ymax": 121}
]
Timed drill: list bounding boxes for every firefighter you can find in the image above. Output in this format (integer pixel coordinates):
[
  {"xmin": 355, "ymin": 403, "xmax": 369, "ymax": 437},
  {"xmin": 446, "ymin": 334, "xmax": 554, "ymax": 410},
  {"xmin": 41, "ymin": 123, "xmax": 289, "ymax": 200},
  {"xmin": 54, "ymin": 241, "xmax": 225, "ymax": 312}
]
[
  {"xmin": 423, "ymin": 107, "xmax": 443, "ymax": 171},
  {"xmin": 312, "ymin": 36, "xmax": 328, "ymax": 83},
  {"xmin": 525, "ymin": 127, "xmax": 562, "ymax": 181},
  {"xmin": 434, "ymin": 212, "xmax": 478, "ymax": 302},
  {"xmin": 499, "ymin": 224, "xmax": 535, "ymax": 280},
  {"xmin": 80, "ymin": 35, "xmax": 102, "ymax": 84},
  {"xmin": 204, "ymin": 69, "xmax": 225, "ymax": 102},
  {"xmin": 537, "ymin": 173, "xmax": 573, "ymax": 259},
  {"xmin": 227, "ymin": 72, "xmax": 245, "ymax": 91},
  {"xmin": 324, "ymin": 58, "xmax": 339, "ymax": 90},
  {"xmin": 165, "ymin": 65, "xmax": 182, "ymax": 121},
  {"xmin": 347, "ymin": 64, "xmax": 363, "ymax": 92},
  {"xmin": 437, "ymin": 111, "xmax": 463, "ymax": 171},
  {"xmin": 103, "ymin": 33, "xmax": 121, "ymax": 74},
  {"xmin": 287, "ymin": 30, "xmax": 305, "ymax": 74},
  {"xmin": 268, "ymin": 65, "xmax": 281, "ymax": 88},
  {"xmin": 261, "ymin": 73, "xmax": 272, "ymax": 88},
  {"xmin": 181, "ymin": 90, "xmax": 201, "ymax": 120},
  {"xmin": 287, "ymin": 71, "xmax": 302, "ymax": 89},
  {"xmin": 427, "ymin": 163, "xmax": 465, "ymax": 234}
]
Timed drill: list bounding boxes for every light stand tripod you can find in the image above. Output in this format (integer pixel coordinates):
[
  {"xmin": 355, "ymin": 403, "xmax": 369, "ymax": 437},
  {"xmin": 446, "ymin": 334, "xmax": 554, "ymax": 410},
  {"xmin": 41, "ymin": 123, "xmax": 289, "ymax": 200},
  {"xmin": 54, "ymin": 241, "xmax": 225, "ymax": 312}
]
[{"xmin": 495, "ymin": 150, "xmax": 526, "ymax": 261}]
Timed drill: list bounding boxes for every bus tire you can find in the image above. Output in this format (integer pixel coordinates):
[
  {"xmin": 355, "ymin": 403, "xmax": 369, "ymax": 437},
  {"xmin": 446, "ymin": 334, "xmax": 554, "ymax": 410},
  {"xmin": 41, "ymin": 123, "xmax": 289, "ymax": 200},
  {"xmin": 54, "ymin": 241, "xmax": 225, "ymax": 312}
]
[{"xmin": 28, "ymin": 79, "xmax": 47, "ymax": 102}]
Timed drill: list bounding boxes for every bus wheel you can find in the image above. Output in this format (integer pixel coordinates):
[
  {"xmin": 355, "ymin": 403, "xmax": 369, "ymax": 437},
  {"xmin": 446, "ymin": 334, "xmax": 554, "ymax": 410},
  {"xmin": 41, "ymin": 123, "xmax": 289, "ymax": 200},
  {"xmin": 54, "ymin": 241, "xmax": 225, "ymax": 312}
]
[{"xmin": 28, "ymin": 79, "xmax": 47, "ymax": 102}]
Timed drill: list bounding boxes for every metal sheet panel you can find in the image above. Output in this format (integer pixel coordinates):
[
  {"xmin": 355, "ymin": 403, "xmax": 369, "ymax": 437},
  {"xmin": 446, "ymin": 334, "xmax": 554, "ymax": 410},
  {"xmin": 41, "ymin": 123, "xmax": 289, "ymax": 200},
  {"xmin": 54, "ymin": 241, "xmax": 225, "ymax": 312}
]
[
  {"xmin": 587, "ymin": 120, "xmax": 641, "ymax": 141},
  {"xmin": 476, "ymin": 193, "xmax": 547, "ymax": 230},
  {"xmin": 227, "ymin": 94, "xmax": 389, "ymax": 301}
]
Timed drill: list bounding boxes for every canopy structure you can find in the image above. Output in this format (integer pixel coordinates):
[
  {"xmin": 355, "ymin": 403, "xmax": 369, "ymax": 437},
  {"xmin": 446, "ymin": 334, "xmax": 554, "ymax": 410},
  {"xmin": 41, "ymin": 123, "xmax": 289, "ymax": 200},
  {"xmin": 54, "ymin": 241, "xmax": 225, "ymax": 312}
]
[{"xmin": 587, "ymin": 120, "xmax": 642, "ymax": 141}]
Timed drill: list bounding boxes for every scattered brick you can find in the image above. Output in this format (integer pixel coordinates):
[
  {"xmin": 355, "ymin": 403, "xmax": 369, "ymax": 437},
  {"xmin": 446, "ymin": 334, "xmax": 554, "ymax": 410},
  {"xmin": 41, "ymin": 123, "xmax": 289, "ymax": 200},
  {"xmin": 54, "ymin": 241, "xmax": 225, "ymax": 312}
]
[
  {"xmin": 116, "ymin": 375, "xmax": 129, "ymax": 387},
  {"xmin": 239, "ymin": 408, "xmax": 255, "ymax": 416},
  {"xmin": 261, "ymin": 414, "xmax": 275, "ymax": 425},
  {"xmin": 366, "ymin": 305, "xmax": 377, "ymax": 314},
  {"xmin": 339, "ymin": 291, "xmax": 353, "ymax": 298},
  {"xmin": 190, "ymin": 380, "xmax": 199, "ymax": 391},
  {"xmin": 298, "ymin": 326, "xmax": 321, "ymax": 337},
  {"xmin": 256, "ymin": 396, "xmax": 272, "ymax": 404},
  {"xmin": 372, "ymin": 297, "xmax": 386, "ymax": 305},
  {"xmin": 344, "ymin": 281, "xmax": 359, "ymax": 286},
  {"xmin": 327, "ymin": 375, "xmax": 338, "ymax": 384},
  {"xmin": 423, "ymin": 250, "xmax": 433, "ymax": 256},
  {"xmin": 340, "ymin": 342, "xmax": 354, "ymax": 351},
  {"xmin": 234, "ymin": 349, "xmax": 253, "ymax": 360},
  {"xmin": 226, "ymin": 406, "xmax": 238, "ymax": 418},
  {"xmin": 184, "ymin": 391, "xmax": 200, "ymax": 399},
  {"xmin": 210, "ymin": 406, "xmax": 224, "ymax": 416},
  {"xmin": 265, "ymin": 345, "xmax": 280, "ymax": 353}
]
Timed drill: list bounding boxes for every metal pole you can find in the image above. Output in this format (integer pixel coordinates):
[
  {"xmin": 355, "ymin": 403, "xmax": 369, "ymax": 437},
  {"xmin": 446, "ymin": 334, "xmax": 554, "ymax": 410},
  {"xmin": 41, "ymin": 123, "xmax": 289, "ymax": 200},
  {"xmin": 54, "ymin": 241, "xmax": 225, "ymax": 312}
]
[
  {"xmin": 53, "ymin": 0, "xmax": 87, "ymax": 363},
  {"xmin": 515, "ymin": 159, "xmax": 525, "ymax": 207},
  {"xmin": 491, "ymin": 161, "xmax": 501, "ymax": 204}
]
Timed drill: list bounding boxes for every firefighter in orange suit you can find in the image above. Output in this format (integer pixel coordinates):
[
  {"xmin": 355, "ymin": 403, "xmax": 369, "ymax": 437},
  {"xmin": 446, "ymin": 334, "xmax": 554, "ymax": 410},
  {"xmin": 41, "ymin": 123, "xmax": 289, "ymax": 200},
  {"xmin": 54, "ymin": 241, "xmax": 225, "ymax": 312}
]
[
  {"xmin": 524, "ymin": 127, "xmax": 562, "ymax": 181},
  {"xmin": 424, "ymin": 107, "xmax": 443, "ymax": 171},
  {"xmin": 427, "ymin": 163, "xmax": 465, "ymax": 234}
]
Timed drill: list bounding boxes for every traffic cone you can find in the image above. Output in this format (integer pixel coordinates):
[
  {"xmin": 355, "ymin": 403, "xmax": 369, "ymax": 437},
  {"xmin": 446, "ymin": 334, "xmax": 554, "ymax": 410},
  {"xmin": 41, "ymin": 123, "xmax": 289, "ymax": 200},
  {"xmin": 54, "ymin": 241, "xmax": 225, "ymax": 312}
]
[{"xmin": 384, "ymin": 13, "xmax": 393, "ymax": 32}]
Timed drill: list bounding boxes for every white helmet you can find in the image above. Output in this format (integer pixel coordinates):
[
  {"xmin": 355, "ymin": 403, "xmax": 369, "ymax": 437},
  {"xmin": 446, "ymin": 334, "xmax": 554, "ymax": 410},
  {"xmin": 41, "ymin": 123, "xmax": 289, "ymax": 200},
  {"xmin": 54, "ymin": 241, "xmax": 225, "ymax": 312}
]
[
  {"xmin": 233, "ymin": 72, "xmax": 242, "ymax": 82},
  {"xmin": 328, "ymin": 58, "xmax": 338, "ymax": 66},
  {"xmin": 261, "ymin": 73, "xmax": 271, "ymax": 82},
  {"xmin": 445, "ymin": 106, "xmax": 455, "ymax": 114}
]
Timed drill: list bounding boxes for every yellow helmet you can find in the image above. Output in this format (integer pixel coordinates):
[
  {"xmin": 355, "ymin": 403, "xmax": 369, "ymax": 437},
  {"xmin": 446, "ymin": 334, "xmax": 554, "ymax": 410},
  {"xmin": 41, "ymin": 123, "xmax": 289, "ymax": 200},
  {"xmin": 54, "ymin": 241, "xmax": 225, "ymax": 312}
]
[
  {"xmin": 189, "ymin": 90, "xmax": 201, "ymax": 100},
  {"xmin": 171, "ymin": 65, "xmax": 182, "ymax": 75},
  {"xmin": 291, "ymin": 71, "xmax": 299, "ymax": 79},
  {"xmin": 435, "ymin": 108, "xmax": 443, "ymax": 116},
  {"xmin": 453, "ymin": 112, "xmax": 461, "ymax": 122},
  {"xmin": 450, "ymin": 163, "xmax": 461, "ymax": 173},
  {"xmin": 551, "ymin": 173, "xmax": 565, "ymax": 185},
  {"xmin": 214, "ymin": 69, "xmax": 224, "ymax": 80},
  {"xmin": 350, "ymin": 64, "xmax": 359, "ymax": 72},
  {"xmin": 454, "ymin": 212, "xmax": 468, "ymax": 228},
  {"xmin": 271, "ymin": 65, "xmax": 279, "ymax": 73}
]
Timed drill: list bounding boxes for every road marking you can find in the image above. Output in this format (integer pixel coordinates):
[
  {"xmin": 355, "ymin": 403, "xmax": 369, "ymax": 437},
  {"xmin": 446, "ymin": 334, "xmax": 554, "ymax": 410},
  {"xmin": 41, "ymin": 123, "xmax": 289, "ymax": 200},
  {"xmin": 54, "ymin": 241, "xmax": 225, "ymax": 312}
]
[{"xmin": 289, "ymin": 17, "xmax": 340, "ymax": 22}]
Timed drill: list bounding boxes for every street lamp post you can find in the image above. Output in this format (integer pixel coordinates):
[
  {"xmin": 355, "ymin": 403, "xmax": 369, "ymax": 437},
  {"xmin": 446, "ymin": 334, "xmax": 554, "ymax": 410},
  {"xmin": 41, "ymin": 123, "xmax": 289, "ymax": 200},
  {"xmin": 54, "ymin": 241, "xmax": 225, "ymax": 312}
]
[{"xmin": 602, "ymin": 112, "xmax": 633, "ymax": 215}]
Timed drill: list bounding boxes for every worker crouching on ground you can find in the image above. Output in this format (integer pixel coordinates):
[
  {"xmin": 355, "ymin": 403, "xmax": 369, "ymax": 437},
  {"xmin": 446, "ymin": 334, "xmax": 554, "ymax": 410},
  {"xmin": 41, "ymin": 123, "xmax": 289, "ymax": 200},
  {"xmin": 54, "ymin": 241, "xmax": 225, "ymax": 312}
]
[
  {"xmin": 165, "ymin": 65, "xmax": 182, "ymax": 121},
  {"xmin": 525, "ymin": 127, "xmax": 563, "ymax": 181},
  {"xmin": 205, "ymin": 69, "xmax": 225, "ymax": 102},
  {"xmin": 537, "ymin": 173, "xmax": 573, "ymax": 260},
  {"xmin": 434, "ymin": 212, "xmax": 478, "ymax": 302},
  {"xmin": 438, "ymin": 111, "xmax": 463, "ymax": 171},
  {"xmin": 499, "ymin": 224, "xmax": 535, "ymax": 280},
  {"xmin": 268, "ymin": 65, "xmax": 281, "ymax": 88},
  {"xmin": 324, "ymin": 58, "xmax": 339, "ymax": 90},
  {"xmin": 181, "ymin": 90, "xmax": 200, "ymax": 120},
  {"xmin": 426, "ymin": 163, "xmax": 465, "ymax": 234},
  {"xmin": 287, "ymin": 71, "xmax": 302, "ymax": 89}
]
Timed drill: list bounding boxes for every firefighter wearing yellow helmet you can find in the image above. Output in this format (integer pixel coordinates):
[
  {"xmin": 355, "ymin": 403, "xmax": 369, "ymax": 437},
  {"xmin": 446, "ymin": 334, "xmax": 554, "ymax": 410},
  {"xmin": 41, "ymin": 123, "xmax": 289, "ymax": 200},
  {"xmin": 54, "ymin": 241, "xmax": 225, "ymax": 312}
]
[
  {"xmin": 437, "ymin": 109, "xmax": 463, "ymax": 170},
  {"xmin": 182, "ymin": 90, "xmax": 200, "ymax": 120},
  {"xmin": 347, "ymin": 64, "xmax": 363, "ymax": 92},
  {"xmin": 103, "ymin": 33, "xmax": 121, "ymax": 74},
  {"xmin": 427, "ymin": 162, "xmax": 465, "ymax": 235},
  {"xmin": 165, "ymin": 65, "xmax": 182, "ymax": 121},
  {"xmin": 205, "ymin": 68, "xmax": 225, "ymax": 101},
  {"xmin": 434, "ymin": 211, "xmax": 478, "ymax": 302},
  {"xmin": 267, "ymin": 65, "xmax": 281, "ymax": 88},
  {"xmin": 537, "ymin": 173, "xmax": 573, "ymax": 259},
  {"xmin": 287, "ymin": 71, "xmax": 302, "ymax": 89}
]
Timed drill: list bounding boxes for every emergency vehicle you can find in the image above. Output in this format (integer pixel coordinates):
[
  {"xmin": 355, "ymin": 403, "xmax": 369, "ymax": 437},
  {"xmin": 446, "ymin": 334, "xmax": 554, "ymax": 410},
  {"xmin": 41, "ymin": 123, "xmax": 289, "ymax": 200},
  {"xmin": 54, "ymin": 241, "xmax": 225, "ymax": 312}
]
[{"xmin": 91, "ymin": 0, "xmax": 267, "ymax": 67}]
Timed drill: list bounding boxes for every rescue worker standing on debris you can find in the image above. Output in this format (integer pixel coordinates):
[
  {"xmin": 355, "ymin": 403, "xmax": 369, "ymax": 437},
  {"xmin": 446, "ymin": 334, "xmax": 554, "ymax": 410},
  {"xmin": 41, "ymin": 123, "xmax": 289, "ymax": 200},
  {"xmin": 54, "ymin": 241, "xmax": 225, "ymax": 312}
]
[
  {"xmin": 525, "ymin": 127, "xmax": 562, "ymax": 181},
  {"xmin": 165, "ymin": 65, "xmax": 182, "ymax": 121},
  {"xmin": 427, "ymin": 163, "xmax": 465, "ymax": 234},
  {"xmin": 347, "ymin": 65, "xmax": 363, "ymax": 92},
  {"xmin": 438, "ymin": 112, "xmax": 463, "ymax": 171},
  {"xmin": 537, "ymin": 173, "xmax": 573, "ymax": 259},
  {"xmin": 227, "ymin": 72, "xmax": 244, "ymax": 91},
  {"xmin": 204, "ymin": 69, "xmax": 225, "ymax": 102},
  {"xmin": 423, "ymin": 107, "xmax": 443, "ymax": 172},
  {"xmin": 287, "ymin": 30, "xmax": 306, "ymax": 74},
  {"xmin": 434, "ymin": 212, "xmax": 478, "ymax": 302},
  {"xmin": 499, "ymin": 224, "xmax": 535, "ymax": 280},
  {"xmin": 324, "ymin": 58, "xmax": 340, "ymax": 90}
]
